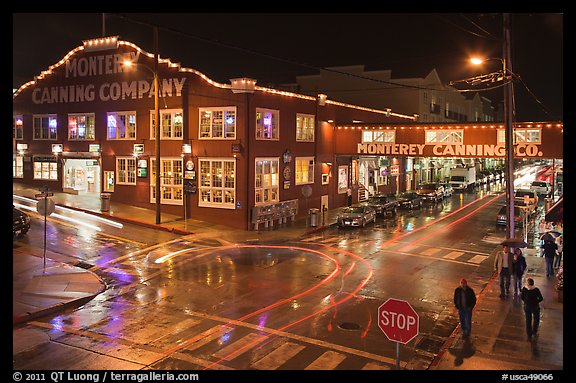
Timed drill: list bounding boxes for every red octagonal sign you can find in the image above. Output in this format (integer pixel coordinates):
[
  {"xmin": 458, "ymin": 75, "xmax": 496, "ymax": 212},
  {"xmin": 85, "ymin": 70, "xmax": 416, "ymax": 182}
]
[{"xmin": 378, "ymin": 298, "xmax": 419, "ymax": 344}]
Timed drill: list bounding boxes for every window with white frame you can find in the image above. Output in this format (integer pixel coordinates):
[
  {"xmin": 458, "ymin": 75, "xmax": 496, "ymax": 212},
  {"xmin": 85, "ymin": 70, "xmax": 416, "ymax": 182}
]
[
  {"xmin": 295, "ymin": 157, "xmax": 315, "ymax": 185},
  {"xmin": 13, "ymin": 155, "xmax": 24, "ymax": 178},
  {"xmin": 151, "ymin": 158, "xmax": 184, "ymax": 205},
  {"xmin": 116, "ymin": 157, "xmax": 137, "ymax": 185},
  {"xmin": 255, "ymin": 158, "xmax": 279, "ymax": 204},
  {"xmin": 151, "ymin": 109, "xmax": 183, "ymax": 139},
  {"xmin": 256, "ymin": 108, "xmax": 279, "ymax": 140},
  {"xmin": 199, "ymin": 107, "xmax": 237, "ymax": 139},
  {"xmin": 425, "ymin": 129, "xmax": 463, "ymax": 144},
  {"xmin": 514, "ymin": 129, "xmax": 541, "ymax": 144},
  {"xmin": 107, "ymin": 111, "xmax": 137, "ymax": 139},
  {"xmin": 33, "ymin": 114, "xmax": 58, "ymax": 140},
  {"xmin": 296, "ymin": 113, "xmax": 315, "ymax": 142},
  {"xmin": 13, "ymin": 115, "xmax": 23, "ymax": 140},
  {"xmin": 198, "ymin": 158, "xmax": 236, "ymax": 208},
  {"xmin": 33, "ymin": 159, "xmax": 58, "ymax": 180},
  {"xmin": 362, "ymin": 130, "xmax": 395, "ymax": 143},
  {"xmin": 68, "ymin": 113, "xmax": 95, "ymax": 140}
]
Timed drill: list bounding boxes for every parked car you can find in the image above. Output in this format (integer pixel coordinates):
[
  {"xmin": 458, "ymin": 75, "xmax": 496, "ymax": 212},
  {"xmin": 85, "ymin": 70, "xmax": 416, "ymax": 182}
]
[
  {"xmin": 416, "ymin": 183, "xmax": 444, "ymax": 202},
  {"xmin": 13, "ymin": 206, "xmax": 31, "ymax": 240},
  {"xmin": 337, "ymin": 205, "xmax": 376, "ymax": 228},
  {"xmin": 397, "ymin": 191, "xmax": 423, "ymax": 209},
  {"xmin": 361, "ymin": 194, "xmax": 399, "ymax": 217},
  {"xmin": 440, "ymin": 182, "xmax": 454, "ymax": 197},
  {"xmin": 514, "ymin": 189, "xmax": 538, "ymax": 205},
  {"xmin": 496, "ymin": 205, "xmax": 525, "ymax": 228},
  {"xmin": 530, "ymin": 180, "xmax": 552, "ymax": 197}
]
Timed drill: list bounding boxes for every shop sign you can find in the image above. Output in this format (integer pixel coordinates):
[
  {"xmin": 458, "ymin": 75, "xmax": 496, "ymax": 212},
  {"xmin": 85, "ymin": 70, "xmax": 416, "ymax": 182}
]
[
  {"xmin": 89, "ymin": 144, "xmax": 100, "ymax": 152},
  {"xmin": 134, "ymin": 144, "xmax": 144, "ymax": 154},
  {"xmin": 137, "ymin": 168, "xmax": 147, "ymax": 177}
]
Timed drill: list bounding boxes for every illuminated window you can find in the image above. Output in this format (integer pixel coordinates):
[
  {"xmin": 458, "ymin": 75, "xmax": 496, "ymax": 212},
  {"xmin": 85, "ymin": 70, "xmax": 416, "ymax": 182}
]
[
  {"xmin": 107, "ymin": 111, "xmax": 136, "ymax": 139},
  {"xmin": 255, "ymin": 158, "xmax": 279, "ymax": 204},
  {"xmin": 33, "ymin": 158, "xmax": 58, "ymax": 180},
  {"xmin": 68, "ymin": 113, "xmax": 95, "ymax": 140},
  {"xmin": 295, "ymin": 157, "xmax": 315, "ymax": 185},
  {"xmin": 198, "ymin": 158, "xmax": 235, "ymax": 208},
  {"xmin": 514, "ymin": 129, "xmax": 541, "ymax": 144},
  {"xmin": 199, "ymin": 107, "xmax": 237, "ymax": 139},
  {"xmin": 13, "ymin": 115, "xmax": 23, "ymax": 140},
  {"xmin": 256, "ymin": 109, "xmax": 279, "ymax": 140},
  {"xmin": 33, "ymin": 114, "xmax": 58, "ymax": 140},
  {"xmin": 13, "ymin": 155, "xmax": 24, "ymax": 178},
  {"xmin": 425, "ymin": 129, "xmax": 463, "ymax": 143},
  {"xmin": 296, "ymin": 114, "xmax": 315, "ymax": 142},
  {"xmin": 362, "ymin": 130, "xmax": 395, "ymax": 143},
  {"xmin": 116, "ymin": 157, "xmax": 137, "ymax": 185},
  {"xmin": 151, "ymin": 109, "xmax": 183, "ymax": 139},
  {"xmin": 151, "ymin": 158, "xmax": 184, "ymax": 205}
]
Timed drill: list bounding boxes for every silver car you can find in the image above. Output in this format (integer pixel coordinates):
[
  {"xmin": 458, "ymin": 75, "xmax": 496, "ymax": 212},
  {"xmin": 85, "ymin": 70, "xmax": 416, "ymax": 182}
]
[{"xmin": 337, "ymin": 205, "xmax": 376, "ymax": 228}]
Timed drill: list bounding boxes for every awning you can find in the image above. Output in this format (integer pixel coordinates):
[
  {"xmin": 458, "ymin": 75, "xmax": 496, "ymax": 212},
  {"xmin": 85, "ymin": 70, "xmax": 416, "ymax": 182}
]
[{"xmin": 545, "ymin": 195, "xmax": 563, "ymax": 223}]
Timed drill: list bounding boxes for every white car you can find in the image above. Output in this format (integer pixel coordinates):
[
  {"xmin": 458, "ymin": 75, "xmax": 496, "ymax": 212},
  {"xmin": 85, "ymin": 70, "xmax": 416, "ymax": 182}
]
[
  {"xmin": 530, "ymin": 180, "xmax": 551, "ymax": 197},
  {"xmin": 514, "ymin": 189, "xmax": 538, "ymax": 205}
]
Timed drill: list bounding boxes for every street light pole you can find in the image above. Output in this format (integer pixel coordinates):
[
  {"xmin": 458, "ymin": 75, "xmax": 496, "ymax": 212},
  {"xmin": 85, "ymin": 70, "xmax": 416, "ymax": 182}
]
[
  {"xmin": 153, "ymin": 27, "xmax": 161, "ymax": 225},
  {"xmin": 503, "ymin": 13, "xmax": 515, "ymax": 239}
]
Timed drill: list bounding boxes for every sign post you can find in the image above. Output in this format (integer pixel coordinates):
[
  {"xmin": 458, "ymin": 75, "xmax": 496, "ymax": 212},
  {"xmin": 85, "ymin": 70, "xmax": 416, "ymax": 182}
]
[
  {"xmin": 378, "ymin": 298, "xmax": 419, "ymax": 370},
  {"xmin": 36, "ymin": 187, "xmax": 55, "ymax": 270}
]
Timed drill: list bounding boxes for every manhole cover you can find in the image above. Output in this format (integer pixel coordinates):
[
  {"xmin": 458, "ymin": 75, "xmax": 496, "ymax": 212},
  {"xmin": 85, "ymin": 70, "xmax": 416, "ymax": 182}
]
[{"xmin": 338, "ymin": 322, "xmax": 361, "ymax": 331}]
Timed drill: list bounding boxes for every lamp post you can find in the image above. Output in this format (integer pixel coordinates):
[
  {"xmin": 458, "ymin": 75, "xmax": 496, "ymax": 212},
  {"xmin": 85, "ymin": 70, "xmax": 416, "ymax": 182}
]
[
  {"xmin": 123, "ymin": 44, "xmax": 161, "ymax": 224},
  {"xmin": 470, "ymin": 52, "xmax": 515, "ymax": 238}
]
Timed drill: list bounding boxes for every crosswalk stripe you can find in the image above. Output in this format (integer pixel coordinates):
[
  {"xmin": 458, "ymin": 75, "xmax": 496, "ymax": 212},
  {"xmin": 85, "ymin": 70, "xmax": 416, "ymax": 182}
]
[
  {"xmin": 420, "ymin": 247, "xmax": 442, "ymax": 256},
  {"xmin": 443, "ymin": 251, "xmax": 464, "ymax": 259},
  {"xmin": 468, "ymin": 254, "xmax": 488, "ymax": 264},
  {"xmin": 362, "ymin": 361, "xmax": 391, "ymax": 370},
  {"xmin": 212, "ymin": 333, "xmax": 267, "ymax": 361},
  {"xmin": 398, "ymin": 245, "xmax": 419, "ymax": 252},
  {"xmin": 179, "ymin": 325, "xmax": 232, "ymax": 353},
  {"xmin": 305, "ymin": 350, "xmax": 346, "ymax": 370},
  {"xmin": 251, "ymin": 342, "xmax": 305, "ymax": 370}
]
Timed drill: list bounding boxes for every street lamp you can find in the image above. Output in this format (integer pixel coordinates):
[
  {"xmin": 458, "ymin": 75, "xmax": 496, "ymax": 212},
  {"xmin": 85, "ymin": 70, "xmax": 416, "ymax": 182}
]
[
  {"xmin": 470, "ymin": 42, "xmax": 515, "ymax": 239},
  {"xmin": 123, "ymin": 59, "xmax": 161, "ymax": 224}
]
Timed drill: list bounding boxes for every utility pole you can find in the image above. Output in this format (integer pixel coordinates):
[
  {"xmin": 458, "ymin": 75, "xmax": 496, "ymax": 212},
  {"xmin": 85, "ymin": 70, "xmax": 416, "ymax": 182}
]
[
  {"xmin": 154, "ymin": 26, "xmax": 161, "ymax": 225},
  {"xmin": 503, "ymin": 13, "xmax": 515, "ymax": 240}
]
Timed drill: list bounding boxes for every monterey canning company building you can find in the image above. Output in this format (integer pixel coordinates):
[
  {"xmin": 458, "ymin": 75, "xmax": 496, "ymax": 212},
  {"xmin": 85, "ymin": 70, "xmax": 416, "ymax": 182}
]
[{"xmin": 13, "ymin": 37, "xmax": 563, "ymax": 230}]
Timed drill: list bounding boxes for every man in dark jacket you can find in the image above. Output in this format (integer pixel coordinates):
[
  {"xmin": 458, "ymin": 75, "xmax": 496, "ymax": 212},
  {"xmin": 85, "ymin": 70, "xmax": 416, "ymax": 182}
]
[
  {"xmin": 454, "ymin": 278, "xmax": 477, "ymax": 339},
  {"xmin": 520, "ymin": 278, "xmax": 544, "ymax": 340},
  {"xmin": 541, "ymin": 239, "xmax": 558, "ymax": 277}
]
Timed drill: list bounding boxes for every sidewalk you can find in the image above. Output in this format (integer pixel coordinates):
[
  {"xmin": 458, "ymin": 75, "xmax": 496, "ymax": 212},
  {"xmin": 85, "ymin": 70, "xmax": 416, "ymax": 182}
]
[{"xmin": 12, "ymin": 184, "xmax": 563, "ymax": 370}]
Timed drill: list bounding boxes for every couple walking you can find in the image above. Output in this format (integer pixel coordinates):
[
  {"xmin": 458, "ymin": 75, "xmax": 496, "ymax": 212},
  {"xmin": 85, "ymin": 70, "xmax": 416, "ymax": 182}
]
[{"xmin": 494, "ymin": 245, "xmax": 527, "ymax": 297}]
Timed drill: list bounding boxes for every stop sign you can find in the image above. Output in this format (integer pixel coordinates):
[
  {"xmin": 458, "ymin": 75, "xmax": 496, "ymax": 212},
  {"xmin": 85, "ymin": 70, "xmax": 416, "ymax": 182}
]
[{"xmin": 378, "ymin": 298, "xmax": 419, "ymax": 344}]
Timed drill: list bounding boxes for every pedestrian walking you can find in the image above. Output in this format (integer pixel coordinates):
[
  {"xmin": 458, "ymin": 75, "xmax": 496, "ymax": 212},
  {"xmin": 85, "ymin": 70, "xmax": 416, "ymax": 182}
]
[
  {"xmin": 520, "ymin": 278, "xmax": 544, "ymax": 341},
  {"xmin": 494, "ymin": 245, "xmax": 514, "ymax": 298},
  {"xmin": 554, "ymin": 235, "xmax": 563, "ymax": 269},
  {"xmin": 511, "ymin": 248, "xmax": 527, "ymax": 296},
  {"xmin": 347, "ymin": 188, "xmax": 352, "ymax": 206},
  {"xmin": 541, "ymin": 239, "xmax": 558, "ymax": 277},
  {"xmin": 453, "ymin": 278, "xmax": 476, "ymax": 339}
]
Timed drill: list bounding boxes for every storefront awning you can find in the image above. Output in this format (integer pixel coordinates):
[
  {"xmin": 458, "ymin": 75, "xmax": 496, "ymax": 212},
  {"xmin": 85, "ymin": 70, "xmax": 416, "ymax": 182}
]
[{"xmin": 545, "ymin": 195, "xmax": 563, "ymax": 223}]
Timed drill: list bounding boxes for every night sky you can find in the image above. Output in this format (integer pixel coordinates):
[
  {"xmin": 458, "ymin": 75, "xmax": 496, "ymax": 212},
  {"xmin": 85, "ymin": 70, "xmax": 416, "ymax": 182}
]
[{"xmin": 13, "ymin": 13, "xmax": 563, "ymax": 122}]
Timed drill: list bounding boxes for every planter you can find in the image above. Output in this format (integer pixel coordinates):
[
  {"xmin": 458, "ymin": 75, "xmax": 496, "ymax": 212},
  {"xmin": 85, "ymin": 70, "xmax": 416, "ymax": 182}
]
[{"xmin": 557, "ymin": 289, "xmax": 563, "ymax": 303}]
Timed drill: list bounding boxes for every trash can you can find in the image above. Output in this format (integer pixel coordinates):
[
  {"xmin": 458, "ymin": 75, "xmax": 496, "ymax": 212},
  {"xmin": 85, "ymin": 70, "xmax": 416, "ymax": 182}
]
[
  {"xmin": 308, "ymin": 208, "xmax": 320, "ymax": 227},
  {"xmin": 100, "ymin": 192, "xmax": 111, "ymax": 212}
]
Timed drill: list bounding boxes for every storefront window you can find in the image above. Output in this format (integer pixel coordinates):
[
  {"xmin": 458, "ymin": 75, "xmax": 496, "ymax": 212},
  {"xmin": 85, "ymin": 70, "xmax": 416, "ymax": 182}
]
[
  {"xmin": 107, "ymin": 111, "xmax": 136, "ymax": 139},
  {"xmin": 151, "ymin": 109, "xmax": 183, "ymax": 139},
  {"xmin": 151, "ymin": 158, "xmax": 184, "ymax": 205},
  {"xmin": 116, "ymin": 157, "xmax": 136, "ymax": 185},
  {"xmin": 199, "ymin": 107, "xmax": 236, "ymax": 139},
  {"xmin": 255, "ymin": 158, "xmax": 279, "ymax": 204},
  {"xmin": 13, "ymin": 155, "xmax": 24, "ymax": 178},
  {"xmin": 104, "ymin": 171, "xmax": 115, "ymax": 192},
  {"xmin": 425, "ymin": 129, "xmax": 463, "ymax": 144},
  {"xmin": 295, "ymin": 157, "xmax": 315, "ymax": 185},
  {"xmin": 33, "ymin": 160, "xmax": 57, "ymax": 180},
  {"xmin": 13, "ymin": 115, "xmax": 23, "ymax": 140},
  {"xmin": 68, "ymin": 113, "xmax": 95, "ymax": 140},
  {"xmin": 296, "ymin": 114, "xmax": 315, "ymax": 142},
  {"xmin": 256, "ymin": 109, "xmax": 279, "ymax": 140},
  {"xmin": 198, "ymin": 158, "xmax": 235, "ymax": 209},
  {"xmin": 33, "ymin": 114, "xmax": 57, "ymax": 140}
]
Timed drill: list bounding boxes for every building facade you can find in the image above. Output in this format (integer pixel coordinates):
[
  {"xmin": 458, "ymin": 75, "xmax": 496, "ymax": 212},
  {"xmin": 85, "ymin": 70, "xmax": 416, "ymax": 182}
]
[{"xmin": 12, "ymin": 37, "xmax": 416, "ymax": 230}]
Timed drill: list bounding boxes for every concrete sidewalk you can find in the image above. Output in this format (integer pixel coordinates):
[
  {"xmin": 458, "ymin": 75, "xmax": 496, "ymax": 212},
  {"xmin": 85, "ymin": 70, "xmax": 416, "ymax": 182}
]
[{"xmin": 12, "ymin": 183, "xmax": 563, "ymax": 370}]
